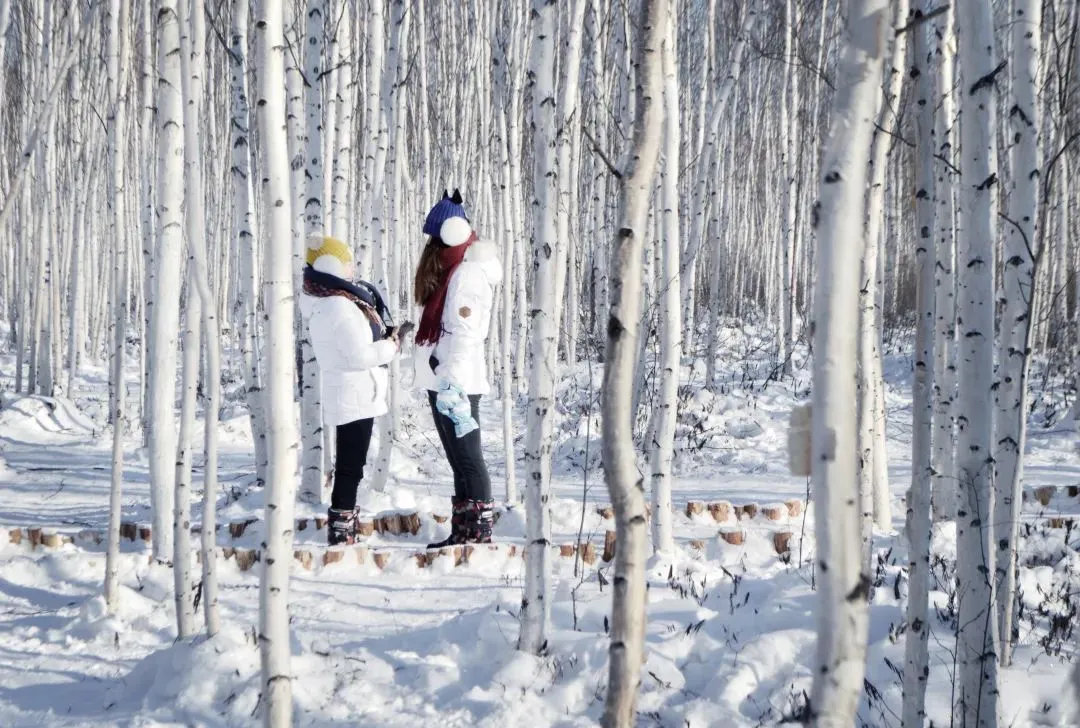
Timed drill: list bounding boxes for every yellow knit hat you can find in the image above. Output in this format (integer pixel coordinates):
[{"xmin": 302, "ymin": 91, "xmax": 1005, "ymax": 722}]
[{"xmin": 305, "ymin": 234, "xmax": 353, "ymax": 277}]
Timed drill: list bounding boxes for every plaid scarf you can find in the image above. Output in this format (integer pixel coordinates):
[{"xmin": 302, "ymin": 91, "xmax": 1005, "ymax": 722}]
[{"xmin": 302, "ymin": 267, "xmax": 388, "ymax": 341}]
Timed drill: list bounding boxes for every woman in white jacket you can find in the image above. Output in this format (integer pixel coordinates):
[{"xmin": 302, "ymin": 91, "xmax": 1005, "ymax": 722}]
[
  {"xmin": 412, "ymin": 190, "xmax": 502, "ymax": 547},
  {"xmin": 300, "ymin": 235, "xmax": 401, "ymax": 545}
]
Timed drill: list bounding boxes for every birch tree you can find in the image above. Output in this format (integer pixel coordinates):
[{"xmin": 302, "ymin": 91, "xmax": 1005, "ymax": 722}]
[
  {"xmin": 808, "ymin": 0, "xmax": 886, "ymax": 724},
  {"xmin": 519, "ymin": 0, "xmax": 557, "ymax": 657},
  {"xmin": 995, "ymin": 0, "xmax": 1040, "ymax": 668},
  {"xmin": 601, "ymin": 0, "xmax": 667, "ymax": 723},
  {"xmin": 954, "ymin": 0, "xmax": 1003, "ymax": 722},
  {"xmin": 256, "ymin": 0, "xmax": 300, "ymax": 723}
]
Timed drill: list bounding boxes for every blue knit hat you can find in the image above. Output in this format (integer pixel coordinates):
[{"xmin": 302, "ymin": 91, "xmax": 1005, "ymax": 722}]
[{"xmin": 423, "ymin": 189, "xmax": 469, "ymax": 238}]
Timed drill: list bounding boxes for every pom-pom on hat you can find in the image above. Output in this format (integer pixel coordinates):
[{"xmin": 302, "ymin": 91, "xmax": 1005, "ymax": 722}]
[
  {"xmin": 423, "ymin": 188, "xmax": 470, "ymax": 238},
  {"xmin": 305, "ymin": 234, "xmax": 353, "ymax": 278}
]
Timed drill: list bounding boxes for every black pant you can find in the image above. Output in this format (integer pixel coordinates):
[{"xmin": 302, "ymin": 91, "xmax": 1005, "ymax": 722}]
[
  {"xmin": 428, "ymin": 391, "xmax": 492, "ymax": 502},
  {"xmin": 330, "ymin": 418, "xmax": 374, "ymax": 510}
]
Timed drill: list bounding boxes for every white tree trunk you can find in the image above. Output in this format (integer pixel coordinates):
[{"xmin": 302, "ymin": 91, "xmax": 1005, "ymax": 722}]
[
  {"xmin": 809, "ymin": 1, "xmax": 885, "ymax": 724},
  {"xmin": 173, "ymin": 274, "xmax": 199, "ymax": 640},
  {"xmin": 256, "ymin": 0, "xmax": 300, "ymax": 723},
  {"xmin": 148, "ymin": 0, "xmax": 186, "ymax": 563},
  {"xmin": 601, "ymin": 0, "xmax": 666, "ymax": 724},
  {"xmin": 902, "ymin": 6, "xmax": 938, "ymax": 724},
  {"xmin": 104, "ymin": 0, "xmax": 130, "ymax": 616},
  {"xmin": 995, "ymin": 0, "xmax": 1040, "ymax": 669},
  {"xmin": 955, "ymin": 0, "xmax": 1003, "ymax": 722},
  {"xmin": 519, "ymin": 0, "xmax": 556, "ymax": 657},
  {"xmin": 649, "ymin": 4, "xmax": 679, "ymax": 557}
]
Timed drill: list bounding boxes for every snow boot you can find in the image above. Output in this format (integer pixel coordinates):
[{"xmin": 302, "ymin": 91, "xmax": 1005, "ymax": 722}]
[
  {"xmin": 426, "ymin": 498, "xmax": 465, "ymax": 549},
  {"xmin": 327, "ymin": 508, "xmax": 358, "ymax": 546},
  {"xmin": 458, "ymin": 499, "xmax": 494, "ymax": 544}
]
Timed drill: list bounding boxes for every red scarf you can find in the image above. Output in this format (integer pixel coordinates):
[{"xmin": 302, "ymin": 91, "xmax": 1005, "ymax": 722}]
[{"xmin": 416, "ymin": 233, "xmax": 476, "ymax": 346}]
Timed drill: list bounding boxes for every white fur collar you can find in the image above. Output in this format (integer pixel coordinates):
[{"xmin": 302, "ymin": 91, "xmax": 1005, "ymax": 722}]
[{"xmin": 464, "ymin": 240, "xmax": 503, "ymax": 285}]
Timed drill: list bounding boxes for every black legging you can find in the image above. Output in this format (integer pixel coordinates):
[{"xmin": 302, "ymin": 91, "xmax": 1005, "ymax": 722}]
[
  {"xmin": 428, "ymin": 391, "xmax": 492, "ymax": 502},
  {"xmin": 330, "ymin": 417, "xmax": 374, "ymax": 510}
]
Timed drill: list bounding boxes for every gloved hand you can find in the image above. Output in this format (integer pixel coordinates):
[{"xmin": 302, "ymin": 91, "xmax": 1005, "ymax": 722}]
[{"xmin": 435, "ymin": 377, "xmax": 479, "ymax": 438}]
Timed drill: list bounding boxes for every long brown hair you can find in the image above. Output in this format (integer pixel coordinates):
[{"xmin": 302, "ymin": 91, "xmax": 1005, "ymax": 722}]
[{"xmin": 413, "ymin": 236, "xmax": 447, "ymax": 305}]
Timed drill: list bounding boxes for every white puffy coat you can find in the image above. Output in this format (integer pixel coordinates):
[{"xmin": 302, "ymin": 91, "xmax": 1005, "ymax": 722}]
[
  {"xmin": 300, "ymin": 294, "xmax": 398, "ymax": 426},
  {"xmin": 413, "ymin": 240, "xmax": 503, "ymax": 396}
]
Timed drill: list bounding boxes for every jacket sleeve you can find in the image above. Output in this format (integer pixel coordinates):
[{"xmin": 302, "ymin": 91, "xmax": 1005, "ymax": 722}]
[
  {"xmin": 331, "ymin": 300, "xmax": 397, "ymax": 372},
  {"xmin": 435, "ymin": 264, "xmax": 491, "ymax": 384}
]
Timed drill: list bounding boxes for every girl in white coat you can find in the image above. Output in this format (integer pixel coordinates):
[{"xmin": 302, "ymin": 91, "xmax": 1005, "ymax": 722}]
[
  {"xmin": 300, "ymin": 235, "xmax": 401, "ymax": 545},
  {"xmin": 412, "ymin": 191, "xmax": 503, "ymax": 547}
]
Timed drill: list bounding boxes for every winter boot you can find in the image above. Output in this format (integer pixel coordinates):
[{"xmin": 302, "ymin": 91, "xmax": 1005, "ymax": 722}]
[
  {"xmin": 327, "ymin": 508, "xmax": 358, "ymax": 546},
  {"xmin": 426, "ymin": 498, "xmax": 465, "ymax": 549},
  {"xmin": 458, "ymin": 499, "xmax": 495, "ymax": 544}
]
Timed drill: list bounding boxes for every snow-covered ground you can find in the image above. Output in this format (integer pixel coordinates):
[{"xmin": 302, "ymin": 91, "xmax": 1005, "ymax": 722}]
[{"xmin": 2, "ymin": 327, "xmax": 1079, "ymax": 727}]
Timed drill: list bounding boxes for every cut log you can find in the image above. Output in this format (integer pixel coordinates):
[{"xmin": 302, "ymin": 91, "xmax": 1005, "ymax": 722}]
[
  {"xmin": 323, "ymin": 548, "xmax": 345, "ymax": 566},
  {"xmin": 559, "ymin": 544, "xmax": 576, "ymax": 558},
  {"xmin": 1035, "ymin": 486, "xmax": 1056, "ymax": 507},
  {"xmin": 356, "ymin": 520, "xmax": 375, "ymax": 538},
  {"xmin": 579, "ymin": 542, "xmax": 596, "ymax": 565},
  {"xmin": 708, "ymin": 501, "xmax": 732, "ymax": 522},
  {"xmin": 228, "ymin": 519, "xmax": 257, "ymax": 538},
  {"xmin": 689, "ymin": 539, "xmax": 706, "ymax": 551},
  {"xmin": 602, "ymin": 530, "xmax": 617, "ymax": 562},
  {"xmin": 42, "ymin": 532, "xmax": 63, "ymax": 549},
  {"xmin": 138, "ymin": 526, "xmax": 152, "ymax": 543},
  {"xmin": 413, "ymin": 552, "xmax": 427, "ymax": 568},
  {"xmin": 8, "ymin": 528, "xmax": 22, "ymax": 545},
  {"xmin": 28, "ymin": 528, "xmax": 42, "ymax": 548},
  {"xmin": 235, "ymin": 549, "xmax": 259, "ymax": 572},
  {"xmin": 597, "ymin": 505, "xmax": 615, "ymax": 520},
  {"xmin": 739, "ymin": 504, "xmax": 759, "ymax": 520},
  {"xmin": 433, "ymin": 514, "xmax": 449, "ymax": 524},
  {"xmin": 120, "ymin": 522, "xmax": 137, "ymax": 541},
  {"xmin": 1067, "ymin": 485, "xmax": 1079, "ymax": 498},
  {"xmin": 719, "ymin": 529, "xmax": 745, "ymax": 546},
  {"xmin": 314, "ymin": 516, "xmax": 327, "ymax": 530},
  {"xmin": 379, "ymin": 514, "xmax": 403, "ymax": 536},
  {"xmin": 453, "ymin": 546, "xmax": 466, "ymax": 566},
  {"xmin": 373, "ymin": 551, "xmax": 390, "ymax": 569},
  {"xmin": 773, "ymin": 530, "xmax": 793, "ymax": 555},
  {"xmin": 785, "ymin": 499, "xmax": 804, "ymax": 517},
  {"xmin": 401, "ymin": 513, "xmax": 422, "ymax": 536},
  {"xmin": 354, "ymin": 546, "xmax": 368, "ymax": 565},
  {"xmin": 1047, "ymin": 517, "xmax": 1067, "ymax": 529},
  {"xmin": 222, "ymin": 546, "xmax": 236, "ymax": 560},
  {"xmin": 296, "ymin": 518, "xmax": 309, "ymax": 532},
  {"xmin": 763, "ymin": 505, "xmax": 786, "ymax": 521},
  {"xmin": 294, "ymin": 549, "xmax": 313, "ymax": 570},
  {"xmin": 685, "ymin": 501, "xmax": 706, "ymax": 518}
]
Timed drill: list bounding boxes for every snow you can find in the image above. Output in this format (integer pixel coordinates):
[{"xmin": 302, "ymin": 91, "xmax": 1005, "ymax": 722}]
[{"xmin": 1, "ymin": 331, "xmax": 1079, "ymax": 726}]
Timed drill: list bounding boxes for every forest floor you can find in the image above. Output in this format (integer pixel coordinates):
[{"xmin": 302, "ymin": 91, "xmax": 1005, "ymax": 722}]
[{"xmin": 1, "ymin": 324, "xmax": 1079, "ymax": 727}]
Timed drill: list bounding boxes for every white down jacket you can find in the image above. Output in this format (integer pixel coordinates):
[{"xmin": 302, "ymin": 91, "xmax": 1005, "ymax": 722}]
[
  {"xmin": 413, "ymin": 240, "xmax": 503, "ymax": 396},
  {"xmin": 300, "ymin": 294, "xmax": 398, "ymax": 426}
]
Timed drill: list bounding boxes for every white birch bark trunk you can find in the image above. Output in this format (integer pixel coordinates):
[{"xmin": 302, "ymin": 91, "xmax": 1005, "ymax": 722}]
[
  {"xmin": 809, "ymin": 1, "xmax": 885, "ymax": 724},
  {"xmin": 955, "ymin": 0, "xmax": 1003, "ymax": 722},
  {"xmin": 902, "ymin": 6, "xmax": 938, "ymax": 724},
  {"xmin": 519, "ymin": 0, "xmax": 557, "ymax": 657},
  {"xmin": 601, "ymin": 1, "xmax": 666, "ymax": 724},
  {"xmin": 649, "ymin": 5, "xmax": 679, "ymax": 557},
  {"xmin": 256, "ymin": 0, "xmax": 300, "ymax": 722},
  {"xmin": 995, "ymin": 0, "xmax": 1040, "ymax": 669},
  {"xmin": 148, "ymin": 0, "xmax": 186, "ymax": 562},
  {"xmin": 173, "ymin": 273, "xmax": 199, "ymax": 640},
  {"xmin": 931, "ymin": 5, "xmax": 958, "ymax": 523},
  {"xmin": 104, "ymin": 0, "xmax": 130, "ymax": 616}
]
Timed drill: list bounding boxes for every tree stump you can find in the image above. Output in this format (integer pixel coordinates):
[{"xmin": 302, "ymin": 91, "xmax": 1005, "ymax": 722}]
[
  {"xmin": 294, "ymin": 549, "xmax": 314, "ymax": 570},
  {"xmin": 763, "ymin": 505, "xmax": 786, "ymax": 521},
  {"xmin": 773, "ymin": 530, "xmax": 793, "ymax": 555},
  {"xmin": 222, "ymin": 546, "xmax": 236, "ymax": 561},
  {"xmin": 719, "ymin": 529, "xmax": 745, "ymax": 546},
  {"xmin": 1067, "ymin": 485, "xmax": 1079, "ymax": 498},
  {"xmin": 138, "ymin": 526, "xmax": 153, "ymax": 543},
  {"xmin": 379, "ymin": 514, "xmax": 403, "ymax": 536},
  {"xmin": 120, "ymin": 522, "xmax": 137, "ymax": 541},
  {"xmin": 42, "ymin": 532, "xmax": 63, "ymax": 549},
  {"xmin": 1048, "ymin": 517, "xmax": 1066, "ymax": 529},
  {"xmin": 785, "ymin": 499, "xmax": 804, "ymax": 517},
  {"xmin": 296, "ymin": 519, "xmax": 309, "ymax": 532},
  {"xmin": 314, "ymin": 516, "xmax": 327, "ymax": 530},
  {"xmin": 602, "ymin": 530, "xmax": 617, "ymax": 562},
  {"xmin": 689, "ymin": 539, "xmax": 706, "ymax": 551},
  {"xmin": 8, "ymin": 528, "xmax": 22, "ymax": 545},
  {"xmin": 235, "ymin": 549, "xmax": 259, "ymax": 572},
  {"xmin": 373, "ymin": 551, "xmax": 390, "ymax": 569},
  {"xmin": 739, "ymin": 504, "xmax": 759, "ymax": 520},
  {"xmin": 559, "ymin": 544, "xmax": 576, "ymax": 558},
  {"xmin": 708, "ymin": 502, "xmax": 732, "ymax": 522},
  {"xmin": 356, "ymin": 520, "xmax": 375, "ymax": 538},
  {"xmin": 28, "ymin": 528, "xmax": 42, "ymax": 549},
  {"xmin": 578, "ymin": 542, "xmax": 596, "ymax": 565},
  {"xmin": 413, "ymin": 552, "xmax": 427, "ymax": 568},
  {"xmin": 597, "ymin": 505, "xmax": 615, "ymax": 520},
  {"xmin": 685, "ymin": 501, "xmax": 706, "ymax": 518},
  {"xmin": 354, "ymin": 546, "xmax": 368, "ymax": 565},
  {"xmin": 1035, "ymin": 486, "xmax": 1056, "ymax": 507},
  {"xmin": 433, "ymin": 514, "xmax": 449, "ymax": 524}
]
